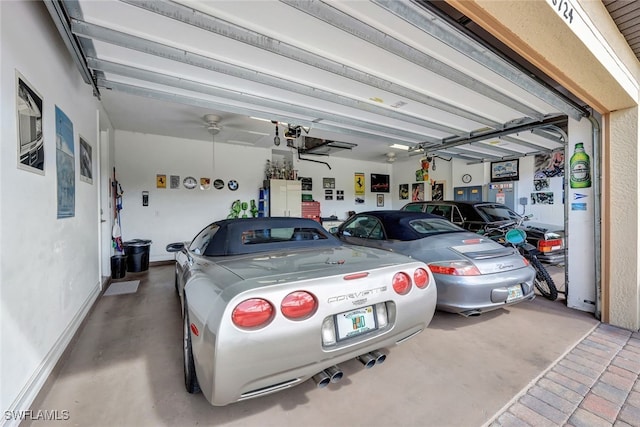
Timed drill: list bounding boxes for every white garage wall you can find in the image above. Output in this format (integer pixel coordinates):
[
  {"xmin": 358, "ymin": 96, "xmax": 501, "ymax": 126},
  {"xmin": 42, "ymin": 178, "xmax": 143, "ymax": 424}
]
[
  {"xmin": 1, "ymin": 1, "xmax": 111, "ymax": 422},
  {"xmin": 115, "ymin": 131, "xmax": 397, "ymax": 261}
]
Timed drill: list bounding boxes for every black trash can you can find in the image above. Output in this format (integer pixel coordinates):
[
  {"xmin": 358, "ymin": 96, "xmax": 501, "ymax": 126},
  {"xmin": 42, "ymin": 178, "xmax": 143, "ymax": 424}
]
[
  {"xmin": 110, "ymin": 255, "xmax": 127, "ymax": 279},
  {"xmin": 123, "ymin": 239, "xmax": 152, "ymax": 272}
]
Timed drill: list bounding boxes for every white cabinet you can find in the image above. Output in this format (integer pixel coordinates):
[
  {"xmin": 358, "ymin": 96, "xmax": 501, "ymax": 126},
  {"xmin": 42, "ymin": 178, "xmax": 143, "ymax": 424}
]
[{"xmin": 267, "ymin": 179, "xmax": 301, "ymax": 217}]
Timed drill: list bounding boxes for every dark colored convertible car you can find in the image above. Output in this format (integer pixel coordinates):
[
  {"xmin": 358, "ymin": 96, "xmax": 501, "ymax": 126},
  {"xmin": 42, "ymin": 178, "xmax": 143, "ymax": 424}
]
[{"xmin": 401, "ymin": 201, "xmax": 565, "ymax": 264}]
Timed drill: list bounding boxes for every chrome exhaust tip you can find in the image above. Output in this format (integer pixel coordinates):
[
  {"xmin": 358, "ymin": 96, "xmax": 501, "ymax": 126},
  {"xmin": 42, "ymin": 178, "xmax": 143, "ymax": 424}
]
[
  {"xmin": 369, "ymin": 350, "xmax": 386, "ymax": 365},
  {"xmin": 325, "ymin": 365, "xmax": 343, "ymax": 383},
  {"xmin": 312, "ymin": 371, "xmax": 331, "ymax": 388},
  {"xmin": 460, "ymin": 310, "xmax": 482, "ymax": 317},
  {"xmin": 357, "ymin": 352, "xmax": 377, "ymax": 369}
]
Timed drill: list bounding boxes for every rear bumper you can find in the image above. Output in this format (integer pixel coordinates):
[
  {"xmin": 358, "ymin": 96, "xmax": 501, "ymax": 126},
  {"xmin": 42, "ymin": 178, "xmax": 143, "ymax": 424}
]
[
  {"xmin": 201, "ymin": 283, "xmax": 438, "ymax": 406},
  {"xmin": 434, "ymin": 266, "xmax": 536, "ymax": 315},
  {"xmin": 536, "ymin": 251, "xmax": 565, "ymax": 264}
]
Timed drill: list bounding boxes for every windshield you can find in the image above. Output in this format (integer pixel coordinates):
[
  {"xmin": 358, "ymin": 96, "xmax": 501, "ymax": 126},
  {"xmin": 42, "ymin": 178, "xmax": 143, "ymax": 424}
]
[
  {"xmin": 408, "ymin": 218, "xmax": 465, "ymax": 236},
  {"xmin": 475, "ymin": 204, "xmax": 521, "ymax": 222}
]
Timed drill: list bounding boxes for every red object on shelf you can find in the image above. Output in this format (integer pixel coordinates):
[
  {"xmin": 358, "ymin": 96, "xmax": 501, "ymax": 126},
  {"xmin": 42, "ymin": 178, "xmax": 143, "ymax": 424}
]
[{"xmin": 301, "ymin": 201, "xmax": 321, "ymax": 223}]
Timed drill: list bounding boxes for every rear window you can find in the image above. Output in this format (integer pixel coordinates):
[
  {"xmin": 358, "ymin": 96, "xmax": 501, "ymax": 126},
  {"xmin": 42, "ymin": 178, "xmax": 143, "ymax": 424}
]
[
  {"xmin": 401, "ymin": 203, "xmax": 424, "ymax": 212},
  {"xmin": 241, "ymin": 227, "xmax": 328, "ymax": 244},
  {"xmin": 475, "ymin": 205, "xmax": 521, "ymax": 222},
  {"xmin": 409, "ymin": 218, "xmax": 465, "ymax": 235}
]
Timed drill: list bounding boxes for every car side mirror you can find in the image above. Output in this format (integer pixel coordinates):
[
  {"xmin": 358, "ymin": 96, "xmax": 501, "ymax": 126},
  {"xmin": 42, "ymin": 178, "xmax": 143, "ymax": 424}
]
[
  {"xmin": 329, "ymin": 227, "xmax": 340, "ymax": 235},
  {"xmin": 166, "ymin": 242, "xmax": 185, "ymax": 252}
]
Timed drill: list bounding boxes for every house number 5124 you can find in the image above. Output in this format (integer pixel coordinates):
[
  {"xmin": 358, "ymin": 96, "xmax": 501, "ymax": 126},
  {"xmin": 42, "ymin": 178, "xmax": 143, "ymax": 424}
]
[{"xmin": 551, "ymin": 0, "xmax": 574, "ymax": 25}]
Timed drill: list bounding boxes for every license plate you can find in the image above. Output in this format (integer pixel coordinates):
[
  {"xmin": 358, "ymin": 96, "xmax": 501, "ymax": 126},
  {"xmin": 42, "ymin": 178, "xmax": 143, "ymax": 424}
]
[
  {"xmin": 335, "ymin": 306, "xmax": 377, "ymax": 341},
  {"xmin": 507, "ymin": 284, "xmax": 523, "ymax": 302}
]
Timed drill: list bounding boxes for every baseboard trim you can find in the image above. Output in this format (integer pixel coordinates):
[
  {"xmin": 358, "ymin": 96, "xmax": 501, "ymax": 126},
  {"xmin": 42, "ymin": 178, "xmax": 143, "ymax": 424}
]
[{"xmin": 1, "ymin": 282, "xmax": 102, "ymax": 427}]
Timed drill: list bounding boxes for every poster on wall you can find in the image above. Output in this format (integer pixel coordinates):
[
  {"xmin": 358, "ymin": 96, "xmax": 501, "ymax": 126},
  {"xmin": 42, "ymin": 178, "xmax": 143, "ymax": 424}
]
[
  {"xmin": 431, "ymin": 181, "xmax": 444, "ymax": 201},
  {"xmin": 534, "ymin": 151, "xmax": 564, "ymax": 179},
  {"xmin": 170, "ymin": 175, "xmax": 180, "ymax": 189},
  {"xmin": 354, "ymin": 172, "xmax": 365, "ymax": 195},
  {"xmin": 55, "ymin": 106, "xmax": 75, "ymax": 219},
  {"xmin": 156, "ymin": 174, "xmax": 167, "ymax": 188},
  {"xmin": 399, "ymin": 184, "xmax": 409, "ymax": 200},
  {"xmin": 323, "ymin": 177, "xmax": 335, "ymax": 189},
  {"xmin": 79, "ymin": 136, "xmax": 93, "ymax": 184},
  {"xmin": 411, "ymin": 183, "xmax": 424, "ymax": 201},
  {"xmin": 16, "ymin": 71, "xmax": 44, "ymax": 174},
  {"xmin": 531, "ymin": 192, "xmax": 554, "ymax": 205},
  {"xmin": 300, "ymin": 177, "xmax": 312, "ymax": 191},
  {"xmin": 490, "ymin": 159, "xmax": 519, "ymax": 182}
]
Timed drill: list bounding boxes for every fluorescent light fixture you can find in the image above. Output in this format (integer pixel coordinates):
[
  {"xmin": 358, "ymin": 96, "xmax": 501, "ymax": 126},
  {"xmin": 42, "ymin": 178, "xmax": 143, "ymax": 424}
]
[
  {"xmin": 250, "ymin": 116, "xmax": 271, "ymax": 122},
  {"xmin": 390, "ymin": 143, "xmax": 410, "ymax": 150}
]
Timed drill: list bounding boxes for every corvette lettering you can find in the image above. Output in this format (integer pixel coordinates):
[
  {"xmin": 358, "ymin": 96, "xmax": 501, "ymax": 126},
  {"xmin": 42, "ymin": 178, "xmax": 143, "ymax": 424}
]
[{"xmin": 328, "ymin": 286, "xmax": 387, "ymax": 303}]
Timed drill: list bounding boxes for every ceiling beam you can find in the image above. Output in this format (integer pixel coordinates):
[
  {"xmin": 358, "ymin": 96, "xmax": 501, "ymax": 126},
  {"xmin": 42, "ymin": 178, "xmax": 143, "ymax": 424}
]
[
  {"xmin": 121, "ymin": 0, "xmax": 509, "ymax": 132},
  {"xmin": 375, "ymin": 0, "xmax": 587, "ymax": 121},
  {"xmin": 70, "ymin": 19, "xmax": 446, "ymax": 142},
  {"xmin": 97, "ymin": 78, "xmax": 420, "ymax": 146},
  {"xmin": 281, "ymin": 0, "xmax": 547, "ymax": 120}
]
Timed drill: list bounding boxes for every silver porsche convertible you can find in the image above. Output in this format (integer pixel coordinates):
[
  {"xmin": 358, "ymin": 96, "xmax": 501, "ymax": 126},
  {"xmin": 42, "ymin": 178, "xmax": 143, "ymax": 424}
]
[
  {"xmin": 333, "ymin": 211, "xmax": 536, "ymax": 317},
  {"xmin": 166, "ymin": 217, "xmax": 437, "ymax": 406}
]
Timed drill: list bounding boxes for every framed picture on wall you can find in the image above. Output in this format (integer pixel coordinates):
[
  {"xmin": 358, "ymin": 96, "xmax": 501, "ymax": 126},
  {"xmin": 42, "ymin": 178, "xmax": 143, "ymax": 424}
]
[
  {"xmin": 411, "ymin": 183, "xmax": 424, "ymax": 201},
  {"xmin": 376, "ymin": 194, "xmax": 384, "ymax": 207},
  {"xmin": 490, "ymin": 159, "xmax": 519, "ymax": 182},
  {"xmin": 371, "ymin": 173, "xmax": 390, "ymax": 193},
  {"xmin": 431, "ymin": 181, "xmax": 444, "ymax": 201},
  {"xmin": 79, "ymin": 136, "xmax": 93, "ymax": 184},
  {"xmin": 16, "ymin": 71, "xmax": 44, "ymax": 174},
  {"xmin": 399, "ymin": 183, "xmax": 409, "ymax": 200}
]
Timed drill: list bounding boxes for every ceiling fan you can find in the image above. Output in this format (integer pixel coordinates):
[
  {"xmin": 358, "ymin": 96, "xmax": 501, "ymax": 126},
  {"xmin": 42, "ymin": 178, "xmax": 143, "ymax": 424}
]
[
  {"xmin": 203, "ymin": 114, "xmax": 222, "ymax": 136},
  {"xmin": 385, "ymin": 152, "xmax": 397, "ymax": 163}
]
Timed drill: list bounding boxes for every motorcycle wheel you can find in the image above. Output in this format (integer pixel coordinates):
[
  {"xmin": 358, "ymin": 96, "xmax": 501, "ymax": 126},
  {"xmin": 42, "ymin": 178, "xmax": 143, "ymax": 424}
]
[{"xmin": 530, "ymin": 256, "xmax": 558, "ymax": 301}]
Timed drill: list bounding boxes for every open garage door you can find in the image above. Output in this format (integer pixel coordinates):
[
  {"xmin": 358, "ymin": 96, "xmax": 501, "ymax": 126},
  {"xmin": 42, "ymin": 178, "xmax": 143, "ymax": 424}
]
[{"xmin": 45, "ymin": 0, "xmax": 599, "ymax": 315}]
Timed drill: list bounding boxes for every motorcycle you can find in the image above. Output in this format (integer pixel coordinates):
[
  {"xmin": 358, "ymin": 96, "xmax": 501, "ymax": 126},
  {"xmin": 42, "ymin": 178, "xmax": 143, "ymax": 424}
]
[{"xmin": 479, "ymin": 220, "xmax": 558, "ymax": 301}]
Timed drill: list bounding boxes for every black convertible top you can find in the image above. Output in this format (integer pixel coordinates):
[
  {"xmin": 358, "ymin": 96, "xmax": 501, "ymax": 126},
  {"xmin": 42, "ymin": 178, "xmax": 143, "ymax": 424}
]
[
  {"xmin": 203, "ymin": 217, "xmax": 341, "ymax": 256},
  {"xmin": 341, "ymin": 210, "xmax": 452, "ymax": 241}
]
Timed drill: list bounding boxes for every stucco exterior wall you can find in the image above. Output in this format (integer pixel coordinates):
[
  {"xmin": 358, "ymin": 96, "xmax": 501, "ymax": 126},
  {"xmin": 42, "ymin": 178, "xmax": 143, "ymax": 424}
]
[{"xmin": 608, "ymin": 108, "xmax": 640, "ymax": 330}]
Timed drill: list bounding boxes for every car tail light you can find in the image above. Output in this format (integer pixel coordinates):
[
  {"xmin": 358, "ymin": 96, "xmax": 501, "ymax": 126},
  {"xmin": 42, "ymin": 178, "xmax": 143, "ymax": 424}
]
[
  {"xmin": 232, "ymin": 298, "xmax": 274, "ymax": 328},
  {"xmin": 538, "ymin": 239, "xmax": 563, "ymax": 252},
  {"xmin": 392, "ymin": 272, "xmax": 412, "ymax": 295},
  {"xmin": 413, "ymin": 268, "xmax": 429, "ymax": 289},
  {"xmin": 429, "ymin": 261, "xmax": 481, "ymax": 276},
  {"xmin": 281, "ymin": 291, "xmax": 317, "ymax": 319}
]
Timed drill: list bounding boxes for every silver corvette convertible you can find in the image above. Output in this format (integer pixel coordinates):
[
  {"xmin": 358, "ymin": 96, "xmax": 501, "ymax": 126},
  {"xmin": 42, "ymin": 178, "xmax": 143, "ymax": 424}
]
[
  {"xmin": 333, "ymin": 211, "xmax": 536, "ymax": 317},
  {"xmin": 166, "ymin": 217, "xmax": 437, "ymax": 406}
]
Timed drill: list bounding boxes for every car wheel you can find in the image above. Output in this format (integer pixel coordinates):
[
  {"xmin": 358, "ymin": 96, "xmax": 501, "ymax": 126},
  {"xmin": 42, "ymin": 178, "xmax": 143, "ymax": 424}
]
[{"xmin": 183, "ymin": 299, "xmax": 201, "ymax": 394}]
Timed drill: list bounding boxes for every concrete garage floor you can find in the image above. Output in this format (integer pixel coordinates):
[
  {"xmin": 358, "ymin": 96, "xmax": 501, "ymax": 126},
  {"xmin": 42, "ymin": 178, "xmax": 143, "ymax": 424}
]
[{"xmin": 27, "ymin": 264, "xmax": 601, "ymax": 427}]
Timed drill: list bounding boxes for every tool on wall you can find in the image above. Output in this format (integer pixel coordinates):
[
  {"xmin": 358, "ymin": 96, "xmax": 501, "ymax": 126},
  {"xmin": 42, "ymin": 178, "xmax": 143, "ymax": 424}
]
[{"xmin": 112, "ymin": 167, "xmax": 124, "ymax": 254}]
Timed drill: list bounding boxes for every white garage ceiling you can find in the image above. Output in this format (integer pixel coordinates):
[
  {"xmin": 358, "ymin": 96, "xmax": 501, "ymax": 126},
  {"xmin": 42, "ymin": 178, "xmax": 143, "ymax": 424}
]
[{"xmin": 46, "ymin": 0, "xmax": 589, "ymax": 163}]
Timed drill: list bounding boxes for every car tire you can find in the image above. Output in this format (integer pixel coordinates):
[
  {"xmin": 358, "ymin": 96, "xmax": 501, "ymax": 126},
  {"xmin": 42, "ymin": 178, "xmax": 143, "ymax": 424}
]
[
  {"xmin": 530, "ymin": 256, "xmax": 558, "ymax": 301},
  {"xmin": 183, "ymin": 298, "xmax": 201, "ymax": 394}
]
